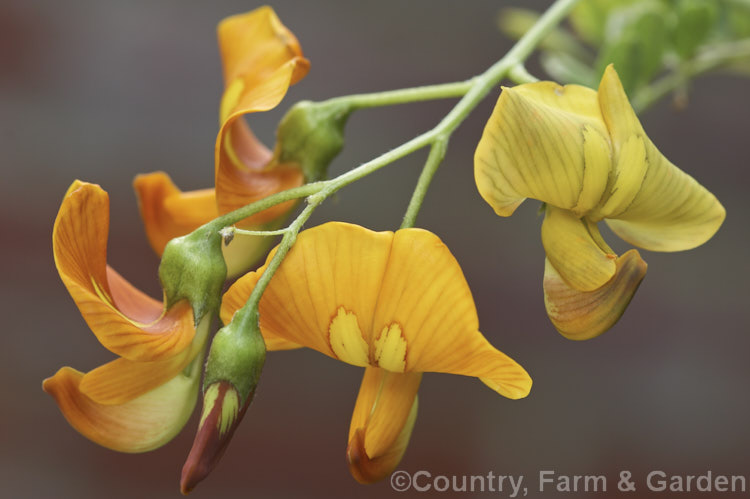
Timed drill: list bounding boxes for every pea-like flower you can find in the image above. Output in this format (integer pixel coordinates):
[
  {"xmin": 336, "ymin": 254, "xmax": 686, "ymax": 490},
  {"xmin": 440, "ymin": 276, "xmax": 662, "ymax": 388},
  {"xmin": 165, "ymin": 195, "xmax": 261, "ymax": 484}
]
[
  {"xmin": 134, "ymin": 7, "xmax": 310, "ymax": 276},
  {"xmin": 43, "ymin": 181, "xmax": 210, "ymax": 452},
  {"xmin": 221, "ymin": 222, "xmax": 532, "ymax": 482},
  {"xmin": 474, "ymin": 65, "xmax": 725, "ymax": 340}
]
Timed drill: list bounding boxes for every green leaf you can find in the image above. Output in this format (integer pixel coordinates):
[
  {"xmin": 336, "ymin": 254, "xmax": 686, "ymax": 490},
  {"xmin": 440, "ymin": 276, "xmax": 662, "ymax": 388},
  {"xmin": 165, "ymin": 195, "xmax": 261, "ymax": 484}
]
[
  {"xmin": 569, "ymin": 0, "xmax": 639, "ymax": 45},
  {"xmin": 595, "ymin": 2, "xmax": 669, "ymax": 94},
  {"xmin": 498, "ymin": 8, "xmax": 591, "ymax": 60},
  {"xmin": 671, "ymin": 0, "xmax": 719, "ymax": 59}
]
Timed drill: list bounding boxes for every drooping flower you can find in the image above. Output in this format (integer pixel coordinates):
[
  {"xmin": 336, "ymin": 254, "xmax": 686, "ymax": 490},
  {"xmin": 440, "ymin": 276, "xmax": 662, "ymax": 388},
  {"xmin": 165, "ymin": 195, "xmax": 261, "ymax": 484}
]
[
  {"xmin": 133, "ymin": 6, "xmax": 310, "ymax": 276},
  {"xmin": 220, "ymin": 222, "xmax": 532, "ymax": 482},
  {"xmin": 474, "ymin": 65, "xmax": 725, "ymax": 340},
  {"xmin": 43, "ymin": 181, "xmax": 211, "ymax": 452}
]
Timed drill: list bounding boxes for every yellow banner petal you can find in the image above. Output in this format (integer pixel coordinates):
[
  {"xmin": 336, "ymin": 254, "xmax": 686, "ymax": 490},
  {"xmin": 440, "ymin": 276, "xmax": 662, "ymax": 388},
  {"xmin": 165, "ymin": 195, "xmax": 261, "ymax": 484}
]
[
  {"xmin": 543, "ymin": 250, "xmax": 648, "ymax": 340},
  {"xmin": 224, "ymin": 222, "xmax": 531, "ymax": 399},
  {"xmin": 54, "ymin": 182, "xmax": 196, "ymax": 362},
  {"xmin": 541, "ymin": 206, "xmax": 617, "ymax": 292},
  {"xmin": 220, "ymin": 268, "xmax": 303, "ymax": 351},
  {"xmin": 42, "ymin": 364, "xmax": 200, "ymax": 453},
  {"xmin": 237, "ymin": 223, "xmax": 393, "ymax": 361},
  {"xmin": 597, "ymin": 65, "xmax": 726, "ymax": 251},
  {"xmin": 474, "ymin": 81, "xmax": 611, "ymax": 216},
  {"xmin": 347, "ymin": 367, "xmax": 420, "ymax": 484}
]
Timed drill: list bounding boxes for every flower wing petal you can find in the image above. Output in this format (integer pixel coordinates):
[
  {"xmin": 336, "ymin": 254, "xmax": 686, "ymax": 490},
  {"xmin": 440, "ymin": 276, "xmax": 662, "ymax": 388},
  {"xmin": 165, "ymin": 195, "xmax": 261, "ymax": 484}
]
[
  {"xmin": 53, "ymin": 182, "xmax": 196, "ymax": 361},
  {"xmin": 474, "ymin": 81, "xmax": 611, "ymax": 216},
  {"xmin": 133, "ymin": 172, "xmax": 219, "ymax": 256},
  {"xmin": 597, "ymin": 65, "xmax": 726, "ymax": 251},
  {"xmin": 541, "ymin": 206, "xmax": 617, "ymax": 292},
  {"xmin": 77, "ymin": 317, "xmax": 210, "ymax": 405},
  {"xmin": 42, "ymin": 365, "xmax": 200, "ymax": 453},
  {"xmin": 543, "ymin": 250, "xmax": 647, "ymax": 340},
  {"xmin": 347, "ymin": 367, "xmax": 421, "ymax": 484}
]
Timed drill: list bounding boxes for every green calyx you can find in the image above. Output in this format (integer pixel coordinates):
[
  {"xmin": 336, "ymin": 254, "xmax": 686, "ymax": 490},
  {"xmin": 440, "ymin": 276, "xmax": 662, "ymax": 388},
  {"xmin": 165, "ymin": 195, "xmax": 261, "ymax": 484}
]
[
  {"xmin": 203, "ymin": 310, "xmax": 266, "ymax": 405},
  {"xmin": 159, "ymin": 228, "xmax": 227, "ymax": 324},
  {"xmin": 273, "ymin": 100, "xmax": 351, "ymax": 182}
]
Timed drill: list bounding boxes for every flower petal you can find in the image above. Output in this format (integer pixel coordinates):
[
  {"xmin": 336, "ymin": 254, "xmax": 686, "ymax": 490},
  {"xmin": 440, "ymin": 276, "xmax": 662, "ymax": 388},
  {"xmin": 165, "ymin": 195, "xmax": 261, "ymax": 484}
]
[
  {"xmin": 224, "ymin": 222, "xmax": 532, "ymax": 399},
  {"xmin": 347, "ymin": 367, "xmax": 421, "ymax": 484},
  {"xmin": 53, "ymin": 182, "xmax": 196, "ymax": 361},
  {"xmin": 227, "ymin": 223, "xmax": 393, "ymax": 360},
  {"xmin": 474, "ymin": 81, "xmax": 611, "ymax": 216},
  {"xmin": 215, "ymin": 7, "xmax": 309, "ymax": 227},
  {"xmin": 543, "ymin": 250, "xmax": 647, "ymax": 340},
  {"xmin": 133, "ymin": 172, "xmax": 279, "ymax": 277},
  {"xmin": 541, "ymin": 206, "xmax": 617, "ymax": 292},
  {"xmin": 42, "ymin": 362, "xmax": 201, "ymax": 453},
  {"xmin": 220, "ymin": 268, "xmax": 302, "ymax": 351},
  {"xmin": 596, "ymin": 65, "xmax": 726, "ymax": 251},
  {"xmin": 217, "ymin": 7, "xmax": 309, "ymax": 92},
  {"xmin": 77, "ymin": 316, "xmax": 211, "ymax": 405},
  {"xmin": 371, "ymin": 228, "xmax": 531, "ymax": 399},
  {"xmin": 133, "ymin": 172, "xmax": 218, "ymax": 257}
]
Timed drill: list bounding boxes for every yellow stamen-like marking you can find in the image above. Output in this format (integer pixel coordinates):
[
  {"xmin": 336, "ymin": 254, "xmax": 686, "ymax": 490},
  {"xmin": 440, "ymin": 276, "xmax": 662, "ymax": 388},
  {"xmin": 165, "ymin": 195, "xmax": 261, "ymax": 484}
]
[
  {"xmin": 373, "ymin": 323, "xmax": 407, "ymax": 373},
  {"xmin": 218, "ymin": 388, "xmax": 240, "ymax": 436},
  {"xmin": 329, "ymin": 307, "xmax": 369, "ymax": 367}
]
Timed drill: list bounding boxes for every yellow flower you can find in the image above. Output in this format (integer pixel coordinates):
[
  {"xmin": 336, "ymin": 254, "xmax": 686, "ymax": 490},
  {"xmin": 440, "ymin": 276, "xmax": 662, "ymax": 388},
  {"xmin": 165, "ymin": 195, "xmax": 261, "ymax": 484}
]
[
  {"xmin": 474, "ymin": 65, "xmax": 725, "ymax": 340},
  {"xmin": 42, "ymin": 181, "xmax": 210, "ymax": 452},
  {"xmin": 133, "ymin": 7, "xmax": 310, "ymax": 276},
  {"xmin": 221, "ymin": 222, "xmax": 532, "ymax": 482}
]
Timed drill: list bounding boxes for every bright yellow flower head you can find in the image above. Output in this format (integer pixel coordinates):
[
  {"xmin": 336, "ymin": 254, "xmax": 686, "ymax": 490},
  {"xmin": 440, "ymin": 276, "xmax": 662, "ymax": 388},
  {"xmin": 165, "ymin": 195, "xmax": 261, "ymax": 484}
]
[
  {"xmin": 221, "ymin": 222, "xmax": 532, "ymax": 482},
  {"xmin": 474, "ymin": 65, "xmax": 725, "ymax": 340},
  {"xmin": 43, "ymin": 181, "xmax": 210, "ymax": 452},
  {"xmin": 133, "ymin": 6, "xmax": 310, "ymax": 276}
]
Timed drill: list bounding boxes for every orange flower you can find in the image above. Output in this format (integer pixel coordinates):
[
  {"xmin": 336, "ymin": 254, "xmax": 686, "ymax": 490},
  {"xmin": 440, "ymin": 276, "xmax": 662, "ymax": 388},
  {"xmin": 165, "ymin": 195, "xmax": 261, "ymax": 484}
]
[
  {"xmin": 221, "ymin": 222, "xmax": 532, "ymax": 482},
  {"xmin": 134, "ymin": 6, "xmax": 310, "ymax": 275},
  {"xmin": 43, "ymin": 181, "xmax": 210, "ymax": 452}
]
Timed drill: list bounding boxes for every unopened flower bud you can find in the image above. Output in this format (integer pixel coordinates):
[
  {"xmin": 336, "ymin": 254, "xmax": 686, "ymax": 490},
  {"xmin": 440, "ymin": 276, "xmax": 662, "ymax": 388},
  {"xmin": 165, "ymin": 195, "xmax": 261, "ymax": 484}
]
[{"xmin": 180, "ymin": 315, "xmax": 266, "ymax": 494}]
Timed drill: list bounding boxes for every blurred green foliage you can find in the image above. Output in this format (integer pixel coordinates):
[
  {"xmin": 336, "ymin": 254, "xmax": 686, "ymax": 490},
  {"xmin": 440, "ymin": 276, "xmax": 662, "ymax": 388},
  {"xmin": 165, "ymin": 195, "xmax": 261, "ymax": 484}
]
[{"xmin": 499, "ymin": 0, "xmax": 750, "ymax": 110}]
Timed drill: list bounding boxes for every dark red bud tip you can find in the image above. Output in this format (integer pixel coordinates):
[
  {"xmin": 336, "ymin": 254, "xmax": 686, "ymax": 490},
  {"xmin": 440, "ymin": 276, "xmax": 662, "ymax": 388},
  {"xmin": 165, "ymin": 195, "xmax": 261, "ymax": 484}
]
[{"xmin": 180, "ymin": 382, "xmax": 253, "ymax": 494}]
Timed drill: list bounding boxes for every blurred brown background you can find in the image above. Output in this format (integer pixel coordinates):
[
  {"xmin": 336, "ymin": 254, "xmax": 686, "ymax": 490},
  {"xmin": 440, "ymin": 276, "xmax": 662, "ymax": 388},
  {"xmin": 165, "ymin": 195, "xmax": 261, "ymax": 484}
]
[{"xmin": 2, "ymin": 0, "xmax": 748, "ymax": 497}]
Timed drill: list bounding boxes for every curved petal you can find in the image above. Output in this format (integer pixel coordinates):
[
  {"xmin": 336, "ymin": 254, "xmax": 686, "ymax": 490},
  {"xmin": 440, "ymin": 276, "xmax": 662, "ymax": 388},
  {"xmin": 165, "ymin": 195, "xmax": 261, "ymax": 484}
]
[
  {"xmin": 541, "ymin": 206, "xmax": 617, "ymax": 292},
  {"xmin": 77, "ymin": 316, "xmax": 211, "ymax": 405},
  {"xmin": 225, "ymin": 222, "xmax": 532, "ymax": 399},
  {"xmin": 215, "ymin": 7, "xmax": 309, "ymax": 227},
  {"xmin": 133, "ymin": 172, "xmax": 218, "ymax": 256},
  {"xmin": 53, "ymin": 182, "xmax": 196, "ymax": 361},
  {"xmin": 221, "ymin": 268, "xmax": 302, "ymax": 351},
  {"xmin": 544, "ymin": 250, "xmax": 647, "ymax": 340},
  {"xmin": 596, "ymin": 65, "xmax": 726, "ymax": 251},
  {"xmin": 474, "ymin": 81, "xmax": 612, "ymax": 216},
  {"xmin": 217, "ymin": 7, "xmax": 309, "ymax": 91},
  {"xmin": 133, "ymin": 172, "xmax": 276, "ymax": 278},
  {"xmin": 42, "ymin": 362, "xmax": 201, "ymax": 453},
  {"xmin": 347, "ymin": 368, "xmax": 421, "ymax": 484}
]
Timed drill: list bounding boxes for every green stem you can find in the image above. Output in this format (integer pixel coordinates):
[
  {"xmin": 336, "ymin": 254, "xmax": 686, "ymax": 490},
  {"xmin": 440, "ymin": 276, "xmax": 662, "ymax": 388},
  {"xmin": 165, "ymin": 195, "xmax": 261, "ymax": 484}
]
[
  {"xmin": 223, "ymin": 0, "xmax": 580, "ymax": 325},
  {"xmin": 326, "ymin": 80, "xmax": 475, "ymax": 110},
  {"xmin": 632, "ymin": 38, "xmax": 750, "ymax": 113},
  {"xmin": 401, "ymin": 138, "xmax": 448, "ymax": 229},
  {"xmin": 508, "ymin": 64, "xmax": 540, "ymax": 84}
]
